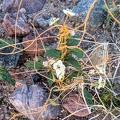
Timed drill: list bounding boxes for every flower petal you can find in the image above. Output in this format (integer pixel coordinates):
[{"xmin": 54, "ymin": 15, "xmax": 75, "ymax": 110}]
[
  {"xmin": 58, "ymin": 71, "xmax": 65, "ymax": 80},
  {"xmin": 63, "ymin": 9, "xmax": 75, "ymax": 16},
  {"xmin": 53, "ymin": 60, "xmax": 65, "ymax": 79},
  {"xmin": 49, "ymin": 17, "xmax": 60, "ymax": 26}
]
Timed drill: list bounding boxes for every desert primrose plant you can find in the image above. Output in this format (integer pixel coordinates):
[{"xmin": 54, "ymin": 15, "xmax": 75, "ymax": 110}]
[
  {"xmin": 25, "ymin": 9, "xmax": 93, "ymax": 114},
  {"xmin": 0, "ymin": 2, "xmax": 120, "ymax": 119},
  {"xmin": 24, "ymin": 8, "xmax": 120, "ymax": 119}
]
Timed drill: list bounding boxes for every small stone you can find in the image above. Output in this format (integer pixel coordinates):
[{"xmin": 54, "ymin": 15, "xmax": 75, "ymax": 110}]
[
  {"xmin": 72, "ymin": 0, "xmax": 107, "ymax": 28},
  {"xmin": 19, "ymin": 8, "xmax": 26, "ymax": 14},
  {"xmin": 0, "ymin": 114, "xmax": 4, "ymax": 120},
  {"xmin": 0, "ymin": 4, "xmax": 3, "ymax": 11},
  {"xmin": 5, "ymin": 114, "xmax": 10, "ymax": 119},
  {"xmin": 0, "ymin": 108, "xmax": 4, "ymax": 114},
  {"xmin": 3, "ymin": 13, "xmax": 30, "ymax": 37}
]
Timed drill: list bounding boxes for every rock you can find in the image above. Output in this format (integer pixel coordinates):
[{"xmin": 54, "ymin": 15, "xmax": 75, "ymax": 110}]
[
  {"xmin": 35, "ymin": 17, "xmax": 49, "ymax": 28},
  {"xmin": 89, "ymin": 44, "xmax": 108, "ymax": 66},
  {"xmin": 0, "ymin": 0, "xmax": 3, "ymax": 4},
  {"xmin": 22, "ymin": 32, "xmax": 57, "ymax": 56},
  {"xmin": 62, "ymin": 92, "xmax": 90, "ymax": 117},
  {"xmin": 0, "ymin": 24, "xmax": 5, "ymax": 38},
  {"xmin": 31, "ymin": 73, "xmax": 44, "ymax": 84},
  {"xmin": 5, "ymin": 113, "xmax": 10, "ymax": 119},
  {"xmin": 0, "ymin": 114, "xmax": 4, "ymax": 120},
  {"xmin": 2, "ymin": 0, "xmax": 46, "ymax": 14},
  {"xmin": 31, "ymin": 73, "xmax": 49, "ymax": 89},
  {"xmin": 22, "ymin": 34, "xmax": 44, "ymax": 56},
  {"xmin": 3, "ymin": 13, "xmax": 30, "ymax": 37},
  {"xmin": 19, "ymin": 8, "xmax": 26, "ymax": 14},
  {"xmin": 9, "ymin": 82, "xmax": 61, "ymax": 120},
  {"xmin": 0, "ymin": 39, "xmax": 23, "ymax": 68},
  {"xmin": 72, "ymin": 0, "xmax": 107, "ymax": 28},
  {"xmin": 2, "ymin": 0, "xmax": 14, "ymax": 12}
]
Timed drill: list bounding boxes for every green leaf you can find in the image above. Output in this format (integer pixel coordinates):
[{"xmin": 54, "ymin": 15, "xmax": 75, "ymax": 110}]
[
  {"xmin": 40, "ymin": 45, "xmax": 53, "ymax": 50},
  {"xmin": 113, "ymin": 97, "xmax": 120, "ymax": 107},
  {"xmin": 67, "ymin": 71, "xmax": 78, "ymax": 79},
  {"xmin": 0, "ymin": 66, "xmax": 14, "ymax": 85},
  {"xmin": 69, "ymin": 48, "xmax": 83, "ymax": 58},
  {"xmin": 38, "ymin": 56, "xmax": 43, "ymax": 63},
  {"xmin": 115, "ymin": 96, "xmax": 120, "ymax": 101},
  {"xmin": 47, "ymin": 71, "xmax": 53, "ymax": 86},
  {"xmin": 65, "ymin": 55, "xmax": 80, "ymax": 70},
  {"xmin": 67, "ymin": 71, "xmax": 81, "ymax": 79},
  {"xmin": 45, "ymin": 48, "xmax": 62, "ymax": 58},
  {"xmin": 67, "ymin": 39, "xmax": 79, "ymax": 46},
  {"xmin": 100, "ymin": 89, "xmax": 111, "ymax": 107},
  {"xmin": 0, "ymin": 39, "xmax": 14, "ymax": 48},
  {"xmin": 67, "ymin": 35, "xmax": 81, "ymax": 46},
  {"xmin": 25, "ymin": 61, "xmax": 42, "ymax": 70},
  {"xmin": 84, "ymin": 89, "xmax": 93, "ymax": 105},
  {"xmin": 49, "ymin": 99, "xmax": 59, "ymax": 106}
]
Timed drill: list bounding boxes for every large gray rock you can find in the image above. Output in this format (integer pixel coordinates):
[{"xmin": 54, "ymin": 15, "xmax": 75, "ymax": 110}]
[
  {"xmin": 72, "ymin": 0, "xmax": 107, "ymax": 28},
  {"xmin": 0, "ymin": 39, "xmax": 23, "ymax": 68},
  {"xmin": 2, "ymin": 0, "xmax": 46, "ymax": 14},
  {"xmin": 9, "ymin": 82, "xmax": 61, "ymax": 120}
]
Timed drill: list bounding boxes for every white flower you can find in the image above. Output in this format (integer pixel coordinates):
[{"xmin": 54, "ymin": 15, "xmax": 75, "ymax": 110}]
[
  {"xmin": 43, "ymin": 59, "xmax": 55, "ymax": 67},
  {"xmin": 98, "ymin": 76, "xmax": 106, "ymax": 89},
  {"xmin": 70, "ymin": 30, "xmax": 75, "ymax": 36},
  {"xmin": 58, "ymin": 71, "xmax": 65, "ymax": 80},
  {"xmin": 49, "ymin": 17, "xmax": 60, "ymax": 26},
  {"xmin": 43, "ymin": 61, "xmax": 49, "ymax": 67},
  {"xmin": 53, "ymin": 60, "xmax": 65, "ymax": 79},
  {"xmin": 63, "ymin": 9, "xmax": 75, "ymax": 16}
]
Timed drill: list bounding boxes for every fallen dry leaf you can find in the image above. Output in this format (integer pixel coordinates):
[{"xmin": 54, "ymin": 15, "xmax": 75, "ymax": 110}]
[{"xmin": 62, "ymin": 92, "xmax": 90, "ymax": 117}]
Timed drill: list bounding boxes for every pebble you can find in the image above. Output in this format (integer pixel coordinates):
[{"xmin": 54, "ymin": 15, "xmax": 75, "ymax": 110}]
[
  {"xmin": 5, "ymin": 113, "xmax": 10, "ymax": 119},
  {"xmin": 0, "ymin": 114, "xmax": 4, "ymax": 120},
  {"xmin": 19, "ymin": 8, "xmax": 26, "ymax": 14}
]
